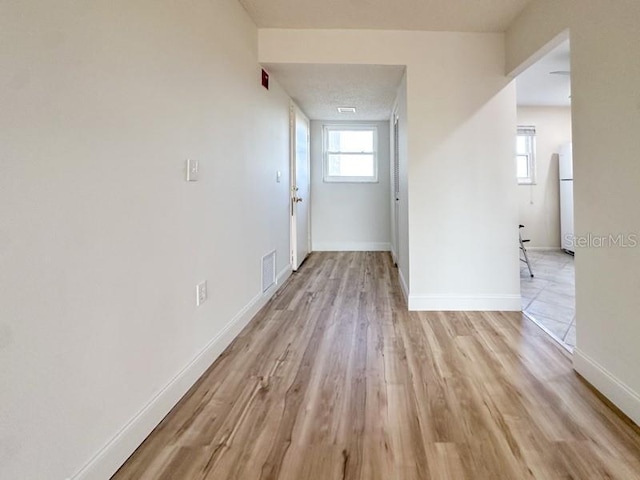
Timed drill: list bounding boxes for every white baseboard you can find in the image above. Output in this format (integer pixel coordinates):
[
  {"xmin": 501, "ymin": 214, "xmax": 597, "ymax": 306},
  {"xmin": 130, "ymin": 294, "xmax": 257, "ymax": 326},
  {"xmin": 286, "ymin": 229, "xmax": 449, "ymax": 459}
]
[
  {"xmin": 573, "ymin": 348, "xmax": 640, "ymax": 426},
  {"xmin": 407, "ymin": 294, "xmax": 521, "ymax": 311},
  {"xmin": 527, "ymin": 246, "xmax": 562, "ymax": 251},
  {"xmin": 70, "ymin": 265, "xmax": 292, "ymax": 480},
  {"xmin": 390, "ymin": 248, "xmax": 398, "ymax": 265},
  {"xmin": 312, "ymin": 242, "xmax": 391, "ymax": 252},
  {"xmin": 398, "ymin": 267, "xmax": 409, "ymax": 304}
]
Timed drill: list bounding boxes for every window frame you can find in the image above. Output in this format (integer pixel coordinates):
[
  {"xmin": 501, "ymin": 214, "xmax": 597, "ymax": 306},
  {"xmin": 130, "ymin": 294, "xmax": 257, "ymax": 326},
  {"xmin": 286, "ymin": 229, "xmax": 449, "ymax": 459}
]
[
  {"xmin": 517, "ymin": 126, "xmax": 537, "ymax": 185},
  {"xmin": 322, "ymin": 124, "xmax": 379, "ymax": 183}
]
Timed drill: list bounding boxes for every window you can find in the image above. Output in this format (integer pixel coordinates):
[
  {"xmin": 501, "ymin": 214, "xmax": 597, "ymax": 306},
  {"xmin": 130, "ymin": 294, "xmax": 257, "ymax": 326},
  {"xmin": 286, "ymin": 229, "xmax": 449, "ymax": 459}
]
[
  {"xmin": 516, "ymin": 126, "xmax": 536, "ymax": 184},
  {"xmin": 323, "ymin": 125, "xmax": 378, "ymax": 182}
]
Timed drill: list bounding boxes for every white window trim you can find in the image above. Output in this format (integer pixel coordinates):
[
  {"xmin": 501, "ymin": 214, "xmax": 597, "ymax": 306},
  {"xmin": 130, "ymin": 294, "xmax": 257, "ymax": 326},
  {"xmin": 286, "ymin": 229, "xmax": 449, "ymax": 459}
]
[
  {"xmin": 323, "ymin": 124, "xmax": 378, "ymax": 183},
  {"xmin": 517, "ymin": 126, "xmax": 536, "ymax": 185}
]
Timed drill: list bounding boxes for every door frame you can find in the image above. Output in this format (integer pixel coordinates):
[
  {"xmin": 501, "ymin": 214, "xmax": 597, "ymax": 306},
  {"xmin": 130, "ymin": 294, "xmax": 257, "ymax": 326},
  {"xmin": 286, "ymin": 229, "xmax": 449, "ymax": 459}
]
[
  {"xmin": 391, "ymin": 104, "xmax": 400, "ymax": 267},
  {"xmin": 290, "ymin": 102, "xmax": 311, "ymax": 270}
]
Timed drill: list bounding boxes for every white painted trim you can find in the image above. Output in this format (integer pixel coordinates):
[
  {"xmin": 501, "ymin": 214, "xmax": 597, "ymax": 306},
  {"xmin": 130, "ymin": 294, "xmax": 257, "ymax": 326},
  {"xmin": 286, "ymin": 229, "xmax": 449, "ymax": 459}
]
[
  {"xmin": 408, "ymin": 294, "xmax": 521, "ymax": 312},
  {"xmin": 312, "ymin": 242, "xmax": 391, "ymax": 252},
  {"xmin": 526, "ymin": 246, "xmax": 563, "ymax": 251},
  {"xmin": 398, "ymin": 267, "xmax": 409, "ymax": 304},
  {"xmin": 322, "ymin": 124, "xmax": 379, "ymax": 183},
  {"xmin": 573, "ymin": 348, "xmax": 640, "ymax": 426},
  {"xmin": 70, "ymin": 265, "xmax": 292, "ymax": 480}
]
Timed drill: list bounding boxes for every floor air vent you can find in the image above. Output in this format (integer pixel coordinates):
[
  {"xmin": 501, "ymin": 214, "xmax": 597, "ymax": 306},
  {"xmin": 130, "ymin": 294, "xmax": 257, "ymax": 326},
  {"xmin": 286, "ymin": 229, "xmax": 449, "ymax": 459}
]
[{"xmin": 262, "ymin": 250, "xmax": 276, "ymax": 293}]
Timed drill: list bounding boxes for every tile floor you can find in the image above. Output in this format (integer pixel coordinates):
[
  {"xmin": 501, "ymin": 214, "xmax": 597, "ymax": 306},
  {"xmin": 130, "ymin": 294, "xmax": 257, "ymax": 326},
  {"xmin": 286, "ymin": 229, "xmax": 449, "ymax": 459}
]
[{"xmin": 521, "ymin": 249, "xmax": 576, "ymax": 351}]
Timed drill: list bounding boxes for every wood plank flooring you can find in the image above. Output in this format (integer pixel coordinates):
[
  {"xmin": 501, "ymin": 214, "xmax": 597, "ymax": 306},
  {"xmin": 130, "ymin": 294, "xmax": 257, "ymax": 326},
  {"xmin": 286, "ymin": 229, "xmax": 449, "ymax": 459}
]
[{"xmin": 113, "ymin": 252, "xmax": 640, "ymax": 479}]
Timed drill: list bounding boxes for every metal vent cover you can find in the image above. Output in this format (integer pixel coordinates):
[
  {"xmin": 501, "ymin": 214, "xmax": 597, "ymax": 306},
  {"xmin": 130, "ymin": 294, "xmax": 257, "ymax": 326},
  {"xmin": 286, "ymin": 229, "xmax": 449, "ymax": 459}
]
[{"xmin": 262, "ymin": 250, "xmax": 276, "ymax": 293}]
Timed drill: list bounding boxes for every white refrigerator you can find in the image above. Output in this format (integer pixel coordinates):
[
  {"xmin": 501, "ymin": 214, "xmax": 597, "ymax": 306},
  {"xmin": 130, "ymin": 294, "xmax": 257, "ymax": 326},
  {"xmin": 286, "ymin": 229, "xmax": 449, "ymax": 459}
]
[{"xmin": 559, "ymin": 143, "xmax": 574, "ymax": 253}]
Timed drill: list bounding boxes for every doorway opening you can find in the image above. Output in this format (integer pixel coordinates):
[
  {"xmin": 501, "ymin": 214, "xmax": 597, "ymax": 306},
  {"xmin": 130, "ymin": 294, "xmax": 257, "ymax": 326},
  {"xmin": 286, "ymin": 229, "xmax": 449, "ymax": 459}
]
[
  {"xmin": 263, "ymin": 63, "xmax": 407, "ymax": 270},
  {"xmin": 515, "ymin": 35, "xmax": 576, "ymax": 351},
  {"xmin": 391, "ymin": 108, "xmax": 400, "ymax": 267}
]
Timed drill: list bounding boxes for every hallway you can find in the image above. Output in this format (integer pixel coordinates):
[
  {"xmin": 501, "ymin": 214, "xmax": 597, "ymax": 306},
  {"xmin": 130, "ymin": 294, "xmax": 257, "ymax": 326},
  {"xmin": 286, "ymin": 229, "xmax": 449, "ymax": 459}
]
[{"xmin": 114, "ymin": 252, "xmax": 640, "ymax": 480}]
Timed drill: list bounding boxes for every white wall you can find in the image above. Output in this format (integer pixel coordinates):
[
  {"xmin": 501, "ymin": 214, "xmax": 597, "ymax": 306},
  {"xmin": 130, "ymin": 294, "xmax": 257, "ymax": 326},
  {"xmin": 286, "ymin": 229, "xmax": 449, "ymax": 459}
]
[
  {"xmin": 310, "ymin": 120, "xmax": 391, "ymax": 251},
  {"xmin": 508, "ymin": 0, "xmax": 640, "ymax": 425},
  {"xmin": 0, "ymin": 1, "xmax": 291, "ymax": 478},
  {"xmin": 517, "ymin": 107, "xmax": 572, "ymax": 249},
  {"xmin": 260, "ymin": 29, "xmax": 521, "ymax": 311}
]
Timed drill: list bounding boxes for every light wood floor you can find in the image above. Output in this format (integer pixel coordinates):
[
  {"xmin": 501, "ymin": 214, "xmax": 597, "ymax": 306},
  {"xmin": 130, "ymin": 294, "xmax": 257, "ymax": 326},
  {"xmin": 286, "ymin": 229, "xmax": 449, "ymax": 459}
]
[{"xmin": 113, "ymin": 252, "xmax": 640, "ymax": 480}]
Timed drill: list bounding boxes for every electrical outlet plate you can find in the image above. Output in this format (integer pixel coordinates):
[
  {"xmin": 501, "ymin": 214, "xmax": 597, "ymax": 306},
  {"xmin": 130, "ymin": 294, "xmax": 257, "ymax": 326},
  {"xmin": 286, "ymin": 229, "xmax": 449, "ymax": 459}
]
[
  {"xmin": 196, "ymin": 281, "xmax": 207, "ymax": 306},
  {"xmin": 186, "ymin": 158, "xmax": 199, "ymax": 182}
]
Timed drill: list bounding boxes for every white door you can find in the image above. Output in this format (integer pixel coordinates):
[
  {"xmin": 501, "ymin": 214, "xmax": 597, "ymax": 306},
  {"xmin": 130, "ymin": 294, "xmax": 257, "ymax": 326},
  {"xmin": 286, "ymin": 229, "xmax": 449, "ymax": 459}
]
[
  {"xmin": 290, "ymin": 103, "xmax": 310, "ymax": 270},
  {"xmin": 392, "ymin": 111, "xmax": 400, "ymax": 266}
]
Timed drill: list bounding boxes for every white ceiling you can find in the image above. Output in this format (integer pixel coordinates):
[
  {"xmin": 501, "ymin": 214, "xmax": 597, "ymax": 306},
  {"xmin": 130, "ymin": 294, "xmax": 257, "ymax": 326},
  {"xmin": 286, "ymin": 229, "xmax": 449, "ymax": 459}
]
[
  {"xmin": 240, "ymin": 0, "xmax": 532, "ymax": 32},
  {"xmin": 516, "ymin": 39, "xmax": 571, "ymax": 107},
  {"xmin": 263, "ymin": 64, "xmax": 405, "ymax": 121}
]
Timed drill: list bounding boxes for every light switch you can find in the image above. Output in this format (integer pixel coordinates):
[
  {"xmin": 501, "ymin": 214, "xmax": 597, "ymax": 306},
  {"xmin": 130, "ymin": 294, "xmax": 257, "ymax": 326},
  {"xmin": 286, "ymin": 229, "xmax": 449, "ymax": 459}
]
[
  {"xmin": 276, "ymin": 170, "xmax": 281, "ymax": 183},
  {"xmin": 186, "ymin": 159, "xmax": 199, "ymax": 182}
]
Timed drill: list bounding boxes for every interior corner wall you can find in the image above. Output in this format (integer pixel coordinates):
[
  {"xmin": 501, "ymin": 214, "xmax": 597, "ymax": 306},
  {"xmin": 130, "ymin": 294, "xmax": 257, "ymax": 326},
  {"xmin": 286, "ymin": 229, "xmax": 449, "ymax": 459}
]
[
  {"xmin": 310, "ymin": 120, "xmax": 391, "ymax": 252},
  {"xmin": 507, "ymin": 0, "xmax": 640, "ymax": 425},
  {"xmin": 517, "ymin": 106, "xmax": 572, "ymax": 249},
  {"xmin": 259, "ymin": 29, "xmax": 520, "ymax": 312},
  {"xmin": 0, "ymin": 1, "xmax": 292, "ymax": 478},
  {"xmin": 406, "ymin": 57, "xmax": 519, "ymax": 312}
]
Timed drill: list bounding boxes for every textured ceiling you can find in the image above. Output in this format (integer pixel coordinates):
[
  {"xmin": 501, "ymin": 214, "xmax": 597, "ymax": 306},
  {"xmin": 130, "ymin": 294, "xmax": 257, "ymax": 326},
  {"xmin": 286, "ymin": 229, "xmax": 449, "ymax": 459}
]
[
  {"xmin": 263, "ymin": 64, "xmax": 405, "ymax": 121},
  {"xmin": 240, "ymin": 0, "xmax": 532, "ymax": 32},
  {"xmin": 516, "ymin": 39, "xmax": 571, "ymax": 106}
]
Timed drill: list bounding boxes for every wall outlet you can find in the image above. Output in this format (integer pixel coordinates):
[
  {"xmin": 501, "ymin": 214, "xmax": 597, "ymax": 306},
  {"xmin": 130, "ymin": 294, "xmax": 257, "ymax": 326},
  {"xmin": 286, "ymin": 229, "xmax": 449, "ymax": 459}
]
[
  {"xmin": 196, "ymin": 281, "xmax": 207, "ymax": 306},
  {"xmin": 186, "ymin": 158, "xmax": 199, "ymax": 182}
]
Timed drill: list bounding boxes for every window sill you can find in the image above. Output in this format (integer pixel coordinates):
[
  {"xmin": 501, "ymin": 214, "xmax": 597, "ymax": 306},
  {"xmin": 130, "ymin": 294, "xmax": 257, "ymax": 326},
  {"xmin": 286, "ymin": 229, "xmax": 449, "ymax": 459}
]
[{"xmin": 324, "ymin": 177, "xmax": 379, "ymax": 184}]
